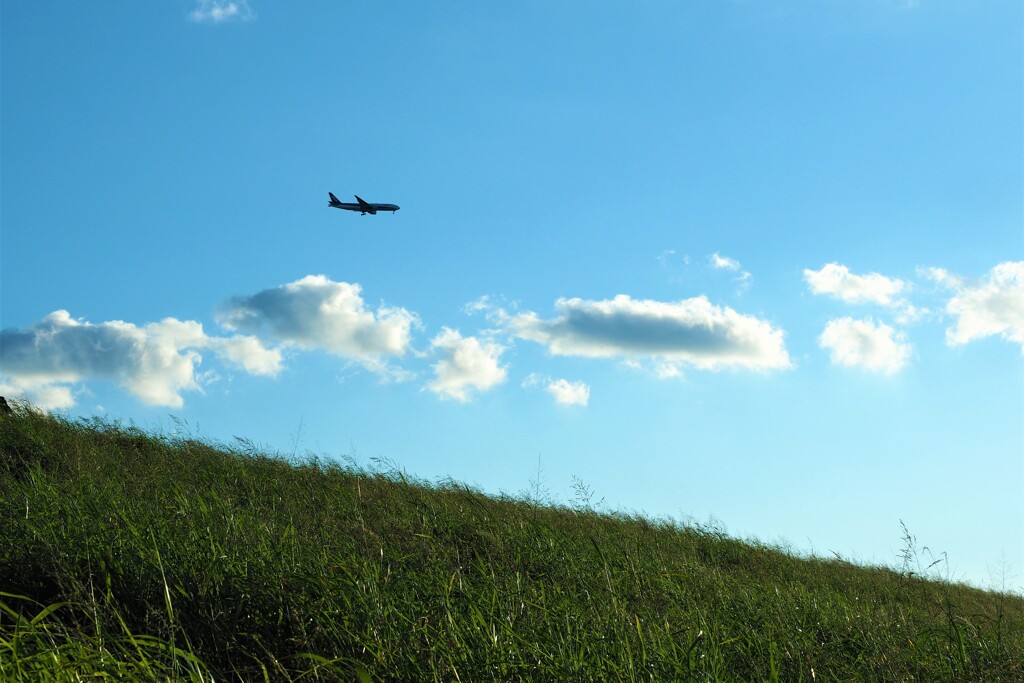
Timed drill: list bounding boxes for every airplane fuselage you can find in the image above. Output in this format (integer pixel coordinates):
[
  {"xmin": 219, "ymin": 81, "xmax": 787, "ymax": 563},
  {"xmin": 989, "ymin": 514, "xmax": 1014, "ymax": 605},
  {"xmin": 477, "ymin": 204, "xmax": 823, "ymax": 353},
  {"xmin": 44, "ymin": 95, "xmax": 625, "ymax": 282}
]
[
  {"xmin": 328, "ymin": 193, "xmax": 399, "ymax": 215},
  {"xmin": 332, "ymin": 203, "xmax": 400, "ymax": 215}
]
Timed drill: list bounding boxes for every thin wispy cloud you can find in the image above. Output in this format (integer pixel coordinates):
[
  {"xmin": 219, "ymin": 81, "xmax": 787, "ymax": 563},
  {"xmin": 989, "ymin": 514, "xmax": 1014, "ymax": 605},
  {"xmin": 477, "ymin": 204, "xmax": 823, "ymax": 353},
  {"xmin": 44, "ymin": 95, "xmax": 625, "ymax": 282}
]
[
  {"xmin": 919, "ymin": 266, "xmax": 965, "ymax": 291},
  {"xmin": 657, "ymin": 249, "xmax": 692, "ymax": 268},
  {"xmin": 426, "ymin": 328, "xmax": 507, "ymax": 402},
  {"xmin": 710, "ymin": 252, "xmax": 741, "ymax": 271},
  {"xmin": 462, "ymin": 295, "xmax": 494, "ymax": 317},
  {"xmin": 217, "ymin": 275, "xmax": 418, "ymax": 375},
  {"xmin": 655, "ymin": 249, "xmax": 691, "ymax": 284},
  {"xmin": 818, "ymin": 317, "xmax": 911, "ymax": 375},
  {"xmin": 509, "ymin": 294, "xmax": 791, "ymax": 374},
  {"xmin": 189, "ymin": 0, "xmax": 255, "ymax": 23},
  {"xmin": 0, "ymin": 310, "xmax": 280, "ymax": 409},
  {"xmin": 709, "ymin": 252, "xmax": 753, "ymax": 293}
]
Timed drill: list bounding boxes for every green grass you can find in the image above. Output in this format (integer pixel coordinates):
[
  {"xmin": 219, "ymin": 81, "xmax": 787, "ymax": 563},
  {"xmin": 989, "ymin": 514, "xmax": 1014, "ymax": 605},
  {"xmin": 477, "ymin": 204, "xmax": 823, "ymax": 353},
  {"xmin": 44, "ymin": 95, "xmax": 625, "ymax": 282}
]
[{"xmin": 2, "ymin": 402, "xmax": 1022, "ymax": 681}]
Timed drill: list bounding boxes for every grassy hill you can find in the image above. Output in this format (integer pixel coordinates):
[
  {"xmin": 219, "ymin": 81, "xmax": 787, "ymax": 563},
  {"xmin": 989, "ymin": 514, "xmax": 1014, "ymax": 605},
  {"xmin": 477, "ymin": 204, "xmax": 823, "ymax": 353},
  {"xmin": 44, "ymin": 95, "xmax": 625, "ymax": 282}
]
[{"xmin": 1, "ymin": 402, "xmax": 1021, "ymax": 681}]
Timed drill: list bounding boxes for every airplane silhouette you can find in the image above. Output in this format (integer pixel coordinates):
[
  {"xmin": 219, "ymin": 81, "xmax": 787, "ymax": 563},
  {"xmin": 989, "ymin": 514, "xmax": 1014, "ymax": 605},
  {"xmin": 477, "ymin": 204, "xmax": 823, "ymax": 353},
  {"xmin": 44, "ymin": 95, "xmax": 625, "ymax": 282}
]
[{"xmin": 328, "ymin": 193, "xmax": 400, "ymax": 215}]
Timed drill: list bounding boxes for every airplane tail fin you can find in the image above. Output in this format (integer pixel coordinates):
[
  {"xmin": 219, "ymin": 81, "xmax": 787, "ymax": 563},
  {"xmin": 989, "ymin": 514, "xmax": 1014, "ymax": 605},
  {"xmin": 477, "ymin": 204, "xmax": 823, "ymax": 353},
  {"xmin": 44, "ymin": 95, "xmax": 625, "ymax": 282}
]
[{"xmin": 328, "ymin": 192, "xmax": 341, "ymax": 205}]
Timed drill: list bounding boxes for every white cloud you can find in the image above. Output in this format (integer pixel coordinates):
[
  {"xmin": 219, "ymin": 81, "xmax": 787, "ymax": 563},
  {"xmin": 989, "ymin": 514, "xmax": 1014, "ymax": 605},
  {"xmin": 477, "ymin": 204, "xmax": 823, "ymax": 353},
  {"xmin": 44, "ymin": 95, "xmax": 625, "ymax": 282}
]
[
  {"xmin": 0, "ymin": 310, "xmax": 280, "ymax": 409},
  {"xmin": 463, "ymin": 295, "xmax": 493, "ymax": 316},
  {"xmin": 209, "ymin": 335, "xmax": 284, "ymax": 376},
  {"xmin": 189, "ymin": 0, "xmax": 254, "ymax": 23},
  {"xmin": 508, "ymin": 294, "xmax": 791, "ymax": 373},
  {"xmin": 710, "ymin": 252, "xmax": 753, "ymax": 293},
  {"xmin": 0, "ymin": 378, "xmax": 75, "ymax": 411},
  {"xmin": 942, "ymin": 261, "xmax": 1024, "ymax": 350},
  {"xmin": 426, "ymin": 328, "xmax": 507, "ymax": 402},
  {"xmin": 919, "ymin": 266, "xmax": 965, "ymax": 291},
  {"xmin": 546, "ymin": 378, "xmax": 590, "ymax": 406},
  {"xmin": 653, "ymin": 362, "xmax": 683, "ymax": 379},
  {"xmin": 656, "ymin": 249, "xmax": 678, "ymax": 268},
  {"xmin": 892, "ymin": 304, "xmax": 928, "ymax": 326},
  {"xmin": 804, "ymin": 263, "xmax": 906, "ymax": 306},
  {"xmin": 217, "ymin": 275, "xmax": 418, "ymax": 372},
  {"xmin": 818, "ymin": 317, "xmax": 911, "ymax": 375},
  {"xmin": 655, "ymin": 249, "xmax": 692, "ymax": 284},
  {"xmin": 522, "ymin": 373, "xmax": 591, "ymax": 406},
  {"xmin": 710, "ymin": 252, "xmax": 741, "ymax": 271}
]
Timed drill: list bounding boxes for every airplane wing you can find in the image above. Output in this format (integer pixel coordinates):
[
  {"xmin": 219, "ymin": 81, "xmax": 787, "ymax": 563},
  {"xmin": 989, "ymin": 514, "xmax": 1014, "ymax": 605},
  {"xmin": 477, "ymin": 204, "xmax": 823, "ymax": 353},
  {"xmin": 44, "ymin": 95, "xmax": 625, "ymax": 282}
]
[{"xmin": 354, "ymin": 195, "xmax": 371, "ymax": 208}]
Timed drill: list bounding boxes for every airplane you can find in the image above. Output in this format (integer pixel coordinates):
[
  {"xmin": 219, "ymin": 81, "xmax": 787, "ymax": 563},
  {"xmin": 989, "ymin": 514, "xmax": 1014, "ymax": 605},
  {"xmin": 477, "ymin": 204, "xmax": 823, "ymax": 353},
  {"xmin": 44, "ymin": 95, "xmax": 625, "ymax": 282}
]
[{"xmin": 328, "ymin": 193, "xmax": 400, "ymax": 215}]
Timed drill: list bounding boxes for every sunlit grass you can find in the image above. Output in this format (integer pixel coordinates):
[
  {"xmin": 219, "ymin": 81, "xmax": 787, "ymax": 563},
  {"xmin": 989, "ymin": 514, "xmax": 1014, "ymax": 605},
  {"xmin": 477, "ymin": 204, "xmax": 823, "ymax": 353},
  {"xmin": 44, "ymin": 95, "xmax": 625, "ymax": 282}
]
[
  {"xmin": 0, "ymin": 592, "xmax": 212, "ymax": 681},
  {"xmin": 2, "ymin": 401, "xmax": 1022, "ymax": 680}
]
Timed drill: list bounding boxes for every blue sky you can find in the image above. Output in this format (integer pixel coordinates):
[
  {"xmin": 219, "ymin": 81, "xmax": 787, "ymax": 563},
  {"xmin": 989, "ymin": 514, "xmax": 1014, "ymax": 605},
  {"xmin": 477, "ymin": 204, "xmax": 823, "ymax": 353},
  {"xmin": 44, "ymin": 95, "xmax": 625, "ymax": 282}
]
[{"xmin": 2, "ymin": 1, "xmax": 1022, "ymax": 591}]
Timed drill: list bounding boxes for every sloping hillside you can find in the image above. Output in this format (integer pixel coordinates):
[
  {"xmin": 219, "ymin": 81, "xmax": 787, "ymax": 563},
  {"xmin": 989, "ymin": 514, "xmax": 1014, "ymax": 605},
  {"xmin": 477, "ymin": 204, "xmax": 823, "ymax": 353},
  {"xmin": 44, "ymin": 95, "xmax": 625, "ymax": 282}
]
[{"xmin": 2, "ymin": 403, "xmax": 1021, "ymax": 681}]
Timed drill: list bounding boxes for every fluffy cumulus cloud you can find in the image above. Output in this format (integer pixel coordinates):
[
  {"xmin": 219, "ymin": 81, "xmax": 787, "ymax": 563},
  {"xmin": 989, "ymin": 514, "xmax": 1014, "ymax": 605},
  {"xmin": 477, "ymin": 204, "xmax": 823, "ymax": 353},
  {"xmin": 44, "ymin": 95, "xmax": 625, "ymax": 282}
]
[
  {"xmin": 523, "ymin": 374, "xmax": 591, "ymax": 406},
  {"xmin": 0, "ymin": 377, "xmax": 76, "ymax": 411},
  {"xmin": 804, "ymin": 263, "xmax": 906, "ymax": 306},
  {"xmin": 940, "ymin": 261, "xmax": 1024, "ymax": 350},
  {"xmin": 818, "ymin": 317, "xmax": 911, "ymax": 375},
  {"xmin": 209, "ymin": 335, "xmax": 284, "ymax": 376},
  {"xmin": 509, "ymin": 294, "xmax": 791, "ymax": 373},
  {"xmin": 546, "ymin": 378, "xmax": 590, "ymax": 406},
  {"xmin": 0, "ymin": 310, "xmax": 281, "ymax": 409},
  {"xmin": 427, "ymin": 328, "xmax": 507, "ymax": 402},
  {"xmin": 218, "ymin": 275, "xmax": 417, "ymax": 372},
  {"xmin": 189, "ymin": 0, "xmax": 254, "ymax": 23}
]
